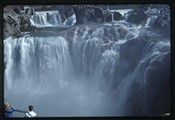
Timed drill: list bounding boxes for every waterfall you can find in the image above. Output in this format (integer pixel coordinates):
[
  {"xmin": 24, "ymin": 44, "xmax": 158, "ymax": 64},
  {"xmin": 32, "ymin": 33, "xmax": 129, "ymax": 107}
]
[
  {"xmin": 112, "ymin": 13, "xmax": 114, "ymax": 22},
  {"xmin": 4, "ymin": 15, "xmax": 170, "ymax": 116},
  {"xmin": 145, "ymin": 16, "xmax": 158, "ymax": 27},
  {"xmin": 63, "ymin": 14, "xmax": 76, "ymax": 26},
  {"xmin": 30, "ymin": 11, "xmax": 62, "ymax": 27}
]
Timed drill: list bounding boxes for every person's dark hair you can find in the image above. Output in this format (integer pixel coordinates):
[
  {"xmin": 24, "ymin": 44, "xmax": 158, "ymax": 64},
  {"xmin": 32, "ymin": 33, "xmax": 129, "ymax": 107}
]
[{"xmin": 28, "ymin": 105, "xmax": 33, "ymax": 111}]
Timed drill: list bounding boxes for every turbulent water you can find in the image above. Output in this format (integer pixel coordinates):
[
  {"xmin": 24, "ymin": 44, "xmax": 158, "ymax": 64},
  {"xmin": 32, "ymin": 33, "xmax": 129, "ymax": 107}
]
[{"xmin": 4, "ymin": 11, "xmax": 170, "ymax": 117}]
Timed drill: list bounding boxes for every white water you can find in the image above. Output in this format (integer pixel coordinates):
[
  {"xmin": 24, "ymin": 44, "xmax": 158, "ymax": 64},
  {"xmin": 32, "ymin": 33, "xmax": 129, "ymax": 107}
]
[
  {"xmin": 145, "ymin": 16, "xmax": 158, "ymax": 27},
  {"xmin": 4, "ymin": 15, "xmax": 170, "ymax": 117},
  {"xmin": 30, "ymin": 10, "xmax": 62, "ymax": 27},
  {"xmin": 35, "ymin": 11, "xmax": 59, "ymax": 15},
  {"xmin": 110, "ymin": 9, "xmax": 132, "ymax": 16},
  {"xmin": 63, "ymin": 14, "xmax": 76, "ymax": 26}
]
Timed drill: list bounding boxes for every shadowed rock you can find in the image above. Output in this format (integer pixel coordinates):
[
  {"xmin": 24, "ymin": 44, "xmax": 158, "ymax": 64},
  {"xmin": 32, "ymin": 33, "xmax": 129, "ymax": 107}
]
[
  {"xmin": 73, "ymin": 5, "xmax": 123, "ymax": 24},
  {"xmin": 126, "ymin": 9, "xmax": 147, "ymax": 24},
  {"xmin": 113, "ymin": 11, "xmax": 123, "ymax": 21}
]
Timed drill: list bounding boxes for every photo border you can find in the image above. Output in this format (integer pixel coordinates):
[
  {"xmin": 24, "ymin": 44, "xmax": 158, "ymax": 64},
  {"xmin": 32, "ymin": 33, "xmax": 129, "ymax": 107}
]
[{"xmin": 0, "ymin": 0, "xmax": 174, "ymax": 120}]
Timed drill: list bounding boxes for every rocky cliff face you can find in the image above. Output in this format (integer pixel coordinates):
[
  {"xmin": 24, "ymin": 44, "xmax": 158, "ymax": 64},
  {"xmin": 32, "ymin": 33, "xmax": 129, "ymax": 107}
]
[
  {"xmin": 126, "ymin": 9, "xmax": 147, "ymax": 24},
  {"xmin": 125, "ymin": 4, "xmax": 170, "ymax": 29},
  {"xmin": 73, "ymin": 5, "xmax": 123, "ymax": 24},
  {"xmin": 3, "ymin": 5, "xmax": 32, "ymax": 39},
  {"xmin": 50, "ymin": 5, "xmax": 74, "ymax": 23},
  {"xmin": 4, "ymin": 5, "xmax": 170, "ymax": 40},
  {"xmin": 3, "ymin": 5, "xmax": 124, "ymax": 39},
  {"xmin": 3, "ymin": 6, "xmax": 22, "ymax": 39},
  {"xmin": 73, "ymin": 5, "xmax": 105, "ymax": 24}
]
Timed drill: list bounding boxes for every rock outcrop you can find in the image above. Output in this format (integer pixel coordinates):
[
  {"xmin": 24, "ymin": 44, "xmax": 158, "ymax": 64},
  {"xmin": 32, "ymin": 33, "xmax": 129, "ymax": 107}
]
[
  {"xmin": 3, "ymin": 14, "xmax": 20, "ymax": 39},
  {"xmin": 73, "ymin": 5, "xmax": 123, "ymax": 24},
  {"xmin": 151, "ymin": 14, "xmax": 170, "ymax": 29},
  {"xmin": 126, "ymin": 9, "xmax": 147, "ymax": 24},
  {"xmin": 143, "ymin": 4, "xmax": 170, "ymax": 29},
  {"xmin": 3, "ymin": 5, "xmax": 32, "ymax": 39},
  {"xmin": 50, "ymin": 5, "xmax": 74, "ymax": 23},
  {"xmin": 73, "ymin": 5, "xmax": 104, "ymax": 24},
  {"xmin": 3, "ymin": 6, "xmax": 22, "ymax": 39},
  {"xmin": 113, "ymin": 11, "xmax": 123, "ymax": 21}
]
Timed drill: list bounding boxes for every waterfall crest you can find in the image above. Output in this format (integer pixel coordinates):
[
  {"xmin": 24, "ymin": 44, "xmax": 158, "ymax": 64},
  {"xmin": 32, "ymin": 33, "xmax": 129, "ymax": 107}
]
[{"xmin": 30, "ymin": 11, "xmax": 62, "ymax": 27}]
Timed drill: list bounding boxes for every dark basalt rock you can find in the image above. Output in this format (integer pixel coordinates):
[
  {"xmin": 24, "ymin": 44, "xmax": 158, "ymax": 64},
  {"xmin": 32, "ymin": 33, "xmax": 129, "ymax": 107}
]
[
  {"xmin": 3, "ymin": 14, "xmax": 21, "ymax": 39},
  {"xmin": 104, "ymin": 10, "xmax": 113, "ymax": 22},
  {"xmin": 73, "ymin": 5, "xmax": 123, "ymax": 24},
  {"xmin": 126, "ymin": 9, "xmax": 147, "ymax": 24},
  {"xmin": 3, "ymin": 5, "xmax": 34, "ymax": 39},
  {"xmin": 73, "ymin": 5, "xmax": 124, "ymax": 24},
  {"xmin": 113, "ymin": 11, "xmax": 123, "ymax": 21},
  {"xmin": 119, "ymin": 36, "xmax": 147, "ymax": 79},
  {"xmin": 117, "ymin": 27, "xmax": 129, "ymax": 39},
  {"xmin": 73, "ymin": 5, "xmax": 105, "ymax": 24},
  {"xmin": 50, "ymin": 5, "xmax": 74, "ymax": 23},
  {"xmin": 151, "ymin": 15, "xmax": 169, "ymax": 29},
  {"xmin": 103, "ymin": 27, "xmax": 120, "ymax": 41}
]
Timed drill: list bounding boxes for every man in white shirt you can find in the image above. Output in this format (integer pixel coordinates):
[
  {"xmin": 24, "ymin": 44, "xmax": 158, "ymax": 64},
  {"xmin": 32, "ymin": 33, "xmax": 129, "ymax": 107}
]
[{"xmin": 25, "ymin": 105, "xmax": 37, "ymax": 117}]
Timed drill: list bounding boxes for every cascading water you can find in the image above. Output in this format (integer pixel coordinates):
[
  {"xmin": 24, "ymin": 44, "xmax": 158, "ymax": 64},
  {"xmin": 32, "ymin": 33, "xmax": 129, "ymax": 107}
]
[
  {"xmin": 30, "ymin": 11, "xmax": 62, "ymax": 27},
  {"xmin": 63, "ymin": 14, "xmax": 76, "ymax": 26},
  {"xmin": 4, "ymin": 8, "xmax": 170, "ymax": 117},
  {"xmin": 145, "ymin": 16, "xmax": 158, "ymax": 27}
]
